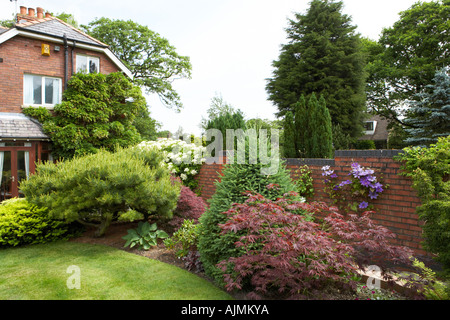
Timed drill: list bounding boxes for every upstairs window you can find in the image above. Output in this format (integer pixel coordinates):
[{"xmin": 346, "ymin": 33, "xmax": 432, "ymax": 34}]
[
  {"xmin": 23, "ymin": 74, "xmax": 62, "ymax": 107},
  {"xmin": 76, "ymin": 54, "xmax": 100, "ymax": 74},
  {"xmin": 364, "ymin": 121, "xmax": 377, "ymax": 135}
]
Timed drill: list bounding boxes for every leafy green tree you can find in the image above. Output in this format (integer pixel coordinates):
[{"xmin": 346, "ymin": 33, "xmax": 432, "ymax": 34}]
[
  {"xmin": 404, "ymin": 68, "xmax": 450, "ymax": 146},
  {"xmin": 266, "ymin": 0, "xmax": 367, "ymax": 138},
  {"xmin": 82, "ymin": 18, "xmax": 192, "ymax": 111},
  {"xmin": 365, "ymin": 0, "xmax": 450, "ymax": 125},
  {"xmin": 55, "ymin": 12, "xmax": 79, "ymax": 28},
  {"xmin": 200, "ymin": 94, "xmax": 237, "ymax": 131},
  {"xmin": 133, "ymin": 108, "xmax": 161, "ymax": 141},
  {"xmin": 23, "ymin": 72, "xmax": 147, "ymax": 159}
]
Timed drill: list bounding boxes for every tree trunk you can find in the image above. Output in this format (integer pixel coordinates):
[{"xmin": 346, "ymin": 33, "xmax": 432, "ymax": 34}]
[{"xmin": 94, "ymin": 213, "xmax": 113, "ymax": 238}]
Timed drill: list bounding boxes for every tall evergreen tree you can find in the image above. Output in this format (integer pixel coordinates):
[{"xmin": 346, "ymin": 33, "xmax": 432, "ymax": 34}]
[
  {"xmin": 293, "ymin": 95, "xmax": 309, "ymax": 157},
  {"xmin": 283, "ymin": 111, "xmax": 297, "ymax": 158},
  {"xmin": 310, "ymin": 94, "xmax": 333, "ymax": 158},
  {"xmin": 266, "ymin": 0, "xmax": 367, "ymax": 138},
  {"xmin": 404, "ymin": 68, "xmax": 450, "ymax": 146}
]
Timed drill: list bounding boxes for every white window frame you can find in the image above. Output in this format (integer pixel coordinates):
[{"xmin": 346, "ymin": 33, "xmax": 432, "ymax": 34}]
[
  {"xmin": 364, "ymin": 121, "xmax": 377, "ymax": 135},
  {"xmin": 76, "ymin": 54, "xmax": 100, "ymax": 74},
  {"xmin": 23, "ymin": 74, "xmax": 62, "ymax": 109}
]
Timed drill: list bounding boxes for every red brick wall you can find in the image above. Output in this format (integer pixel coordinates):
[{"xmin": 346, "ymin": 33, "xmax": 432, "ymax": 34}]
[
  {"xmin": 196, "ymin": 150, "xmax": 428, "ymax": 257},
  {"xmin": 0, "ymin": 36, "xmax": 120, "ymax": 113}
]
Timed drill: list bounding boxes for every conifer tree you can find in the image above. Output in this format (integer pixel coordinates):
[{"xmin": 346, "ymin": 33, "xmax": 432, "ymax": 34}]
[
  {"xmin": 404, "ymin": 68, "xmax": 450, "ymax": 146},
  {"xmin": 283, "ymin": 111, "xmax": 297, "ymax": 158},
  {"xmin": 310, "ymin": 94, "xmax": 334, "ymax": 158},
  {"xmin": 266, "ymin": 0, "xmax": 366, "ymax": 138},
  {"xmin": 197, "ymin": 143, "xmax": 298, "ymax": 284}
]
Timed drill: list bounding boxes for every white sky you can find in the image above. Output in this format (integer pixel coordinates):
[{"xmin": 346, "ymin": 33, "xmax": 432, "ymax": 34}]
[{"xmin": 1, "ymin": 0, "xmax": 420, "ymax": 136}]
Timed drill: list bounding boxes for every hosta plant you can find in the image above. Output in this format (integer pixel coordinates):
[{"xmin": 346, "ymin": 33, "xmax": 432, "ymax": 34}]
[{"xmin": 123, "ymin": 221, "xmax": 169, "ymax": 250}]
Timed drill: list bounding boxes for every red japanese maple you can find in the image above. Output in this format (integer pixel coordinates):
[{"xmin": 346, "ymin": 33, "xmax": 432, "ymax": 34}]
[{"xmin": 217, "ymin": 189, "xmax": 413, "ymax": 299}]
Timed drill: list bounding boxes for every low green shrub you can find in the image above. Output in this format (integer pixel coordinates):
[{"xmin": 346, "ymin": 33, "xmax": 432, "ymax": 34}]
[
  {"xmin": 164, "ymin": 219, "xmax": 200, "ymax": 258},
  {"xmin": 0, "ymin": 198, "xmax": 72, "ymax": 247},
  {"xmin": 20, "ymin": 147, "xmax": 181, "ymax": 237},
  {"xmin": 395, "ymin": 136, "xmax": 450, "ymax": 275}
]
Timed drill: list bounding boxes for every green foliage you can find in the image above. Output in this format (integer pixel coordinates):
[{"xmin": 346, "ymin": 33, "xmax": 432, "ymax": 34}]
[
  {"xmin": 197, "ymin": 146, "xmax": 300, "ymax": 284},
  {"xmin": 365, "ymin": 0, "xmax": 449, "ymax": 125},
  {"xmin": 164, "ymin": 219, "xmax": 200, "ymax": 258},
  {"xmin": 404, "ymin": 68, "xmax": 450, "ymax": 147},
  {"xmin": 122, "ymin": 222, "xmax": 169, "ymax": 250},
  {"xmin": 0, "ymin": 198, "xmax": 72, "ymax": 247},
  {"xmin": 133, "ymin": 107, "xmax": 161, "ymax": 141},
  {"xmin": 205, "ymin": 109, "xmax": 247, "ymax": 153},
  {"xmin": 309, "ymin": 94, "xmax": 333, "ymax": 158},
  {"xmin": 410, "ymin": 258, "xmax": 450, "ymax": 300},
  {"xmin": 82, "ymin": 18, "xmax": 192, "ymax": 111},
  {"xmin": 283, "ymin": 111, "xmax": 297, "ymax": 158},
  {"xmin": 355, "ymin": 285, "xmax": 404, "ymax": 300},
  {"xmin": 396, "ymin": 136, "xmax": 450, "ymax": 201},
  {"xmin": 266, "ymin": 0, "xmax": 366, "ymax": 138},
  {"xmin": 20, "ymin": 147, "xmax": 181, "ymax": 237},
  {"xmin": 354, "ymin": 139, "xmax": 376, "ymax": 150},
  {"xmin": 395, "ymin": 136, "xmax": 450, "ymax": 274},
  {"xmin": 284, "ymin": 94, "xmax": 333, "ymax": 158},
  {"xmin": 23, "ymin": 72, "xmax": 148, "ymax": 160},
  {"xmin": 292, "ymin": 165, "xmax": 315, "ymax": 199},
  {"xmin": 332, "ymin": 123, "xmax": 354, "ymax": 151}
]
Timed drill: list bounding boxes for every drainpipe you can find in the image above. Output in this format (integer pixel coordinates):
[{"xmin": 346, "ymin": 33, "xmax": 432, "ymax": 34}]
[
  {"xmin": 63, "ymin": 33, "xmax": 68, "ymax": 90},
  {"xmin": 71, "ymin": 40, "xmax": 76, "ymax": 75}
]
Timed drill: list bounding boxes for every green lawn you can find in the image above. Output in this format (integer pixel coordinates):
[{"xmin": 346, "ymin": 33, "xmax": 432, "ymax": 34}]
[{"xmin": 0, "ymin": 241, "xmax": 233, "ymax": 300}]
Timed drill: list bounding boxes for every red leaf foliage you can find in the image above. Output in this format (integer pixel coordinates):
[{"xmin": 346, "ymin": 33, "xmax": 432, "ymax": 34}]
[
  {"xmin": 217, "ymin": 190, "xmax": 413, "ymax": 299},
  {"xmin": 170, "ymin": 185, "xmax": 206, "ymax": 230}
]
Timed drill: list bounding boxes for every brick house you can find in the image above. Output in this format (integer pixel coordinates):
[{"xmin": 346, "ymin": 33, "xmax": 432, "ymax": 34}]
[{"xmin": 0, "ymin": 6, "xmax": 132, "ymax": 200}]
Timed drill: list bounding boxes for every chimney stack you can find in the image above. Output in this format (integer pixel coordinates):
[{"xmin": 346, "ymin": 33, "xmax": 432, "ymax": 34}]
[
  {"xmin": 28, "ymin": 8, "xmax": 35, "ymax": 18},
  {"xmin": 37, "ymin": 8, "xmax": 44, "ymax": 19},
  {"xmin": 17, "ymin": 7, "xmax": 50, "ymax": 23}
]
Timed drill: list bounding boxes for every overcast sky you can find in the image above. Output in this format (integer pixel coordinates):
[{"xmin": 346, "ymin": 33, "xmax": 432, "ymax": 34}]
[{"xmin": 1, "ymin": 0, "xmax": 420, "ymax": 136}]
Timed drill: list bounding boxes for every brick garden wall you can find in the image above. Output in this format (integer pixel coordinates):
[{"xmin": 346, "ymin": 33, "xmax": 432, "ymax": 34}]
[{"xmin": 196, "ymin": 150, "xmax": 429, "ymax": 258}]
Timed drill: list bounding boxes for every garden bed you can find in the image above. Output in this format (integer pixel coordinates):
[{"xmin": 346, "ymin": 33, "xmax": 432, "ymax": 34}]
[{"xmin": 69, "ymin": 221, "xmax": 411, "ymax": 300}]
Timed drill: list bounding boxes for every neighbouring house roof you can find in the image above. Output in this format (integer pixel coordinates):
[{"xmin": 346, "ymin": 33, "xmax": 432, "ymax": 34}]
[
  {"xmin": 360, "ymin": 114, "xmax": 390, "ymax": 141},
  {"xmin": 0, "ymin": 17, "xmax": 132, "ymax": 79},
  {"xmin": 0, "ymin": 113, "xmax": 49, "ymax": 140}
]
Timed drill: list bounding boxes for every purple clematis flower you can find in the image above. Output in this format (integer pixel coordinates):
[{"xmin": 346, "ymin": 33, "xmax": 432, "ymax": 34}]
[{"xmin": 359, "ymin": 201, "xmax": 369, "ymax": 209}]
